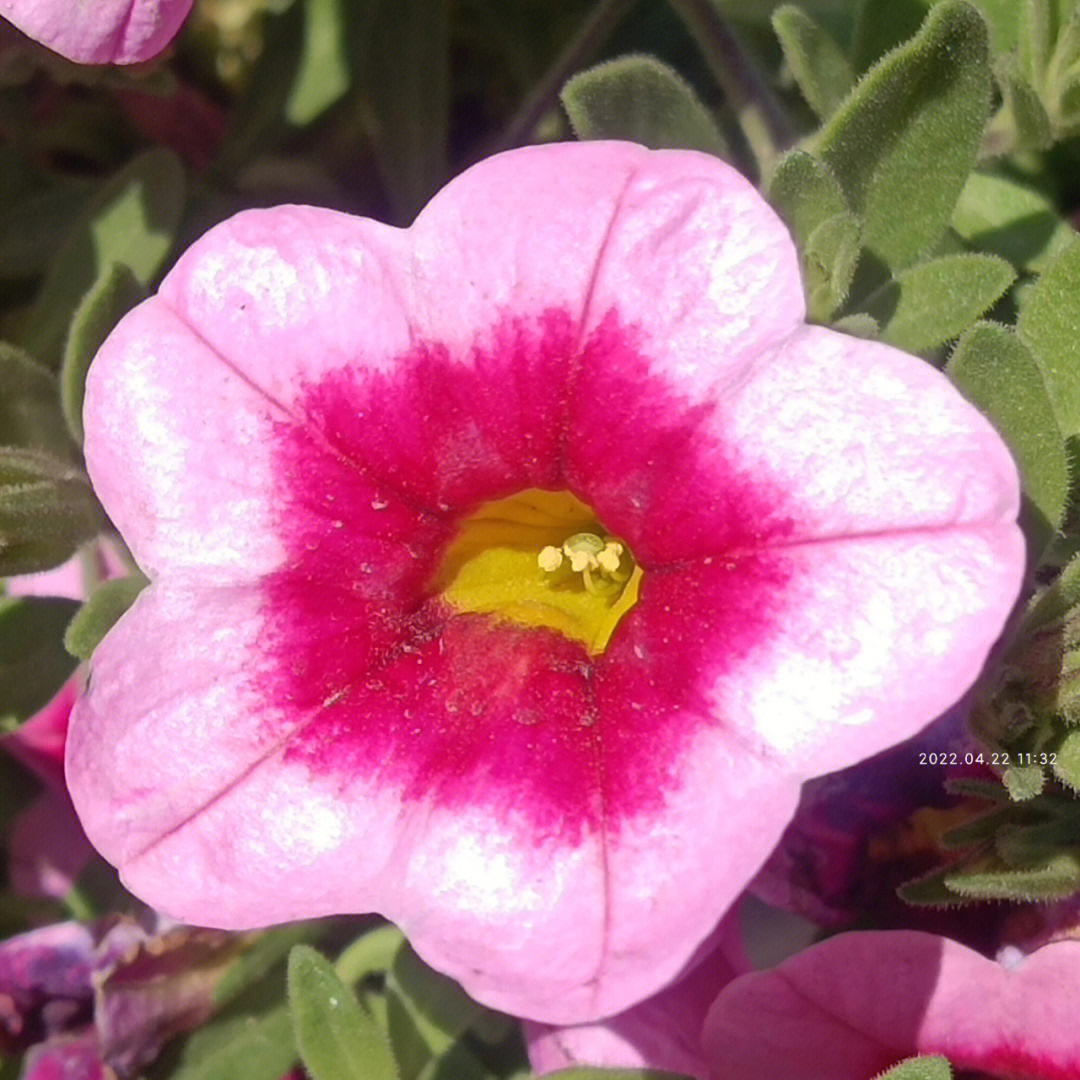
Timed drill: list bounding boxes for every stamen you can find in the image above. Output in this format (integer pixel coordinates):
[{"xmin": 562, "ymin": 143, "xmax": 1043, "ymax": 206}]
[{"xmin": 537, "ymin": 530, "xmax": 632, "ymax": 599}]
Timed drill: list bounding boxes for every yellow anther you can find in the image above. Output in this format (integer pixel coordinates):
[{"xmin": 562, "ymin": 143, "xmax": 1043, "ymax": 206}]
[
  {"xmin": 596, "ymin": 541, "xmax": 623, "ymax": 574},
  {"xmin": 538, "ymin": 545, "xmax": 564, "ymax": 572}
]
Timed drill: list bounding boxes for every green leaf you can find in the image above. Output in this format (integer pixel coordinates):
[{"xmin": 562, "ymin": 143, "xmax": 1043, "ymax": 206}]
[
  {"xmin": 947, "ymin": 322, "xmax": 1068, "ymax": 560},
  {"xmin": 773, "ymin": 5, "xmax": 855, "ymax": 119},
  {"xmin": 153, "ymin": 1005, "xmax": 297, "ymax": 1080},
  {"xmin": 996, "ymin": 69, "xmax": 1055, "ymax": 151},
  {"xmin": 768, "ymin": 150, "xmax": 849, "ymax": 238},
  {"xmin": 1018, "ymin": 0, "xmax": 1053, "ymax": 84},
  {"xmin": 868, "ymin": 253, "xmax": 1014, "ymax": 352},
  {"xmin": 1024, "ymin": 550, "xmax": 1080, "ymax": 633},
  {"xmin": 875, "ymin": 1056, "xmax": 953, "ymax": 1080},
  {"xmin": 288, "ymin": 945, "xmax": 399, "ymax": 1080},
  {"xmin": 0, "ymin": 595, "xmax": 80, "ymax": 727},
  {"xmin": 815, "ymin": 0, "xmax": 992, "ymax": 271},
  {"xmin": 864, "ymin": 253, "xmax": 1015, "ymax": 352},
  {"xmin": 63, "ymin": 574, "xmax": 147, "ymax": 662},
  {"xmin": 1017, "ymin": 240, "xmax": 1080, "ymax": 437},
  {"xmin": 215, "ymin": 925, "xmax": 327, "ymax": 1008},
  {"xmin": 1002, "ymin": 762, "xmax": 1047, "ymax": 799},
  {"xmin": 561, "ymin": 55, "xmax": 727, "ymax": 156},
  {"xmin": 0, "ymin": 448, "xmax": 103, "ymax": 576},
  {"xmin": 804, "ymin": 213, "xmax": 862, "ymax": 318},
  {"xmin": 60, "ymin": 263, "xmax": 145, "ymax": 445},
  {"xmin": 386, "ymin": 943, "xmax": 482, "ymax": 1077},
  {"xmin": 286, "ymin": 0, "xmax": 351, "ymax": 125},
  {"xmin": 19, "ymin": 149, "xmax": 185, "ymax": 368},
  {"xmin": 945, "ymin": 849, "xmax": 1080, "ymax": 899},
  {"xmin": 0, "ymin": 179, "xmax": 91, "ymax": 281},
  {"xmin": 951, "ymin": 171, "xmax": 1074, "ymax": 273},
  {"xmin": 833, "ymin": 312, "xmax": 879, "ymax": 338},
  {"xmin": 851, "ymin": 0, "xmax": 933, "ymax": 69},
  {"xmin": 334, "ymin": 924, "xmax": 405, "ymax": 986},
  {"xmin": 767, "ymin": 151, "xmax": 859, "ymax": 318},
  {"xmin": 1052, "ymin": 727, "xmax": 1080, "ymax": 789},
  {"xmin": 365, "ymin": 0, "xmax": 450, "ymax": 222},
  {"xmin": 0, "ymin": 343, "xmax": 72, "ymax": 459}
]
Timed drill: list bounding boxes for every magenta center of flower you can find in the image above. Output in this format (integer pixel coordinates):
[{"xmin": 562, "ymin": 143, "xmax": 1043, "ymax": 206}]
[{"xmin": 430, "ymin": 488, "xmax": 643, "ymax": 655}]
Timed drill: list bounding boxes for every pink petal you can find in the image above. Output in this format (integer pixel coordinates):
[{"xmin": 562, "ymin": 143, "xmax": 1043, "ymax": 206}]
[
  {"xmin": 8, "ymin": 788, "xmax": 94, "ymax": 899},
  {"xmin": 703, "ymin": 931, "xmax": 1080, "ymax": 1079},
  {"xmin": 0, "ymin": 0, "xmax": 192, "ymax": 64},
  {"xmin": 526, "ymin": 904, "xmax": 748, "ymax": 1079},
  {"xmin": 3, "ymin": 679, "xmax": 76, "ymax": 786},
  {"xmin": 73, "ymin": 143, "xmax": 1025, "ymax": 1022}
]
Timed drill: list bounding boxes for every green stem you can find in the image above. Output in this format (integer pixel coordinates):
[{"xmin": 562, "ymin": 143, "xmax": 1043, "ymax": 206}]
[
  {"xmin": 668, "ymin": 0, "xmax": 796, "ymax": 175},
  {"xmin": 486, "ymin": 0, "xmax": 639, "ymax": 155}
]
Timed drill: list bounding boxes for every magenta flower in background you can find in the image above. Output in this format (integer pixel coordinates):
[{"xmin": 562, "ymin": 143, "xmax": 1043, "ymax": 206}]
[
  {"xmin": 69, "ymin": 142, "xmax": 1023, "ymax": 1021},
  {"xmin": 703, "ymin": 930, "xmax": 1080, "ymax": 1078},
  {"xmin": 0, "ymin": 0, "xmax": 193, "ymax": 64},
  {"xmin": 2, "ymin": 548, "xmax": 123, "ymax": 900}
]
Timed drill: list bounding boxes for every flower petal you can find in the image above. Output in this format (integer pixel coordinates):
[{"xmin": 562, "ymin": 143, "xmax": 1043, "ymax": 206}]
[
  {"xmin": 0, "ymin": 0, "xmax": 192, "ymax": 64},
  {"xmin": 702, "ymin": 931, "xmax": 1080, "ymax": 1079},
  {"xmin": 526, "ymin": 903, "xmax": 748, "ymax": 1079}
]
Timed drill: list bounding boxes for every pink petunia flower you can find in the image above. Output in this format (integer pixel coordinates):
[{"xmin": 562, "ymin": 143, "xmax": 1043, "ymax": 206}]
[
  {"xmin": 526, "ymin": 903, "xmax": 748, "ymax": 1079},
  {"xmin": 703, "ymin": 930, "xmax": 1080, "ymax": 1079},
  {"xmin": 69, "ymin": 142, "xmax": 1024, "ymax": 1021},
  {"xmin": 0, "ymin": 0, "xmax": 193, "ymax": 65}
]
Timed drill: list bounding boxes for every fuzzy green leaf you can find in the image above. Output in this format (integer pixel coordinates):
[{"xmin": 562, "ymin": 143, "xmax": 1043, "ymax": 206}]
[
  {"xmin": 947, "ymin": 321, "xmax": 1068, "ymax": 560},
  {"xmin": 945, "ymin": 849, "xmax": 1080, "ymax": 899},
  {"xmin": 366, "ymin": 0, "xmax": 450, "ymax": 222},
  {"xmin": 898, "ymin": 866, "xmax": 972, "ymax": 906},
  {"xmin": 869, "ymin": 253, "xmax": 1014, "ymax": 352},
  {"xmin": 0, "ymin": 595, "xmax": 80, "ymax": 728},
  {"xmin": 952, "ymin": 171, "xmax": 1074, "ymax": 272},
  {"xmin": 851, "ymin": 0, "xmax": 934, "ymax": 70},
  {"xmin": 61, "ymin": 263, "xmax": 145, "ymax": 445},
  {"xmin": 1024, "ymin": 551, "xmax": 1080, "ymax": 635},
  {"xmin": 768, "ymin": 150, "xmax": 849, "ymax": 239},
  {"xmin": 63, "ymin": 575, "xmax": 147, "ymax": 662},
  {"xmin": 0, "ymin": 343, "xmax": 71, "ymax": 459},
  {"xmin": 334, "ymin": 924, "xmax": 404, "ymax": 987},
  {"xmin": 1018, "ymin": 0, "xmax": 1053, "ymax": 84},
  {"xmin": 767, "ymin": 151, "xmax": 858, "ymax": 318},
  {"xmin": 562, "ymin": 55, "xmax": 727, "ymax": 156},
  {"xmin": 153, "ymin": 1005, "xmax": 297, "ymax": 1080},
  {"xmin": 1018, "ymin": 241, "xmax": 1080, "ymax": 437},
  {"xmin": 816, "ymin": 1, "xmax": 992, "ymax": 270},
  {"xmin": 997, "ymin": 69, "xmax": 1055, "ymax": 151},
  {"xmin": 388, "ymin": 944, "xmax": 481, "ymax": 1060},
  {"xmin": 773, "ymin": 5, "xmax": 855, "ymax": 119},
  {"xmin": 1002, "ymin": 762, "xmax": 1047, "ymax": 799},
  {"xmin": 875, "ymin": 1057, "xmax": 953, "ymax": 1080},
  {"xmin": 833, "ymin": 312, "xmax": 879, "ymax": 338},
  {"xmin": 20, "ymin": 149, "xmax": 184, "ymax": 368},
  {"xmin": 804, "ymin": 213, "xmax": 861, "ymax": 318},
  {"xmin": 288, "ymin": 946, "xmax": 398, "ymax": 1080},
  {"xmin": 1052, "ymin": 727, "xmax": 1080, "ymax": 790},
  {"xmin": 0, "ymin": 449, "xmax": 103, "ymax": 576}
]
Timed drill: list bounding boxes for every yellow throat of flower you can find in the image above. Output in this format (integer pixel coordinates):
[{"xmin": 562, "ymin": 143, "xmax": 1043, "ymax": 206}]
[{"xmin": 432, "ymin": 488, "xmax": 643, "ymax": 655}]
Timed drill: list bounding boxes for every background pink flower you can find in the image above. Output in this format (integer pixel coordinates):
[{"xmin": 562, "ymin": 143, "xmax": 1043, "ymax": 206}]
[
  {"xmin": 702, "ymin": 930, "xmax": 1080, "ymax": 1079},
  {"xmin": 0, "ymin": 0, "xmax": 193, "ymax": 65},
  {"xmin": 3, "ymin": 546, "xmax": 124, "ymax": 899},
  {"xmin": 70, "ymin": 142, "xmax": 1023, "ymax": 1022}
]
